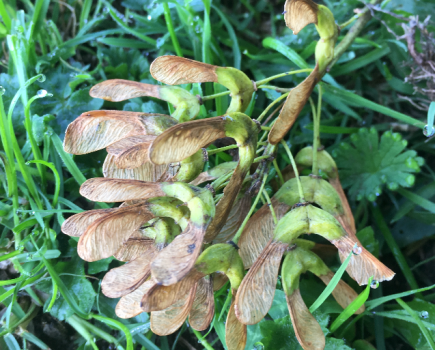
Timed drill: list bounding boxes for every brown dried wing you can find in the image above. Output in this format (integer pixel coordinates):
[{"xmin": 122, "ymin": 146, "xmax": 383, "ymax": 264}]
[
  {"xmin": 287, "ymin": 288, "xmax": 325, "ymax": 350},
  {"xmin": 90, "ymin": 79, "xmax": 161, "ymax": 102},
  {"xmin": 106, "ymin": 135, "xmax": 154, "ymax": 169},
  {"xmin": 64, "ymin": 111, "xmax": 148, "ymax": 154},
  {"xmin": 149, "ymin": 117, "xmax": 226, "ymax": 165},
  {"xmin": 101, "ymin": 248, "xmax": 157, "ymax": 298},
  {"xmin": 141, "ymin": 269, "xmax": 203, "ymax": 312},
  {"xmin": 150, "ymin": 223, "xmax": 205, "ymax": 286},
  {"xmin": 284, "ymin": 0, "xmax": 319, "ymax": 34},
  {"xmin": 151, "ymin": 282, "xmax": 198, "ymax": 336},
  {"xmin": 213, "ymin": 195, "xmax": 251, "ymax": 244},
  {"xmin": 61, "ymin": 208, "xmax": 118, "ymax": 237},
  {"xmin": 114, "ymin": 231, "xmax": 155, "ymax": 262},
  {"xmin": 189, "ymin": 277, "xmax": 214, "ymax": 331},
  {"xmin": 103, "ymin": 154, "xmax": 168, "ymax": 182},
  {"xmin": 213, "ymin": 272, "xmax": 229, "ymax": 291},
  {"xmin": 329, "ymin": 176, "xmax": 357, "ymax": 237},
  {"xmin": 235, "ymin": 240, "xmax": 288, "ymax": 325},
  {"xmin": 239, "ymin": 199, "xmax": 290, "ymax": 269},
  {"xmin": 150, "ymin": 56, "xmax": 218, "ymax": 85},
  {"xmin": 80, "ymin": 178, "xmax": 165, "ymax": 202},
  {"xmin": 268, "ymin": 65, "xmax": 320, "ymax": 145},
  {"xmin": 226, "ymin": 300, "xmax": 247, "ymax": 350},
  {"xmin": 333, "ymin": 235, "xmax": 395, "ymax": 286},
  {"xmin": 190, "ymin": 171, "xmax": 217, "ymax": 186},
  {"xmin": 318, "ymin": 271, "xmax": 365, "ymax": 314},
  {"xmin": 78, "ymin": 204, "xmax": 154, "ymax": 261},
  {"xmin": 115, "ymin": 280, "xmax": 155, "ymax": 319}
]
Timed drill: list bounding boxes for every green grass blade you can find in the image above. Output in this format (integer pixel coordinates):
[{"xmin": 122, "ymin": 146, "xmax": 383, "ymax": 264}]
[
  {"xmin": 97, "ymin": 37, "xmax": 153, "ymax": 49},
  {"xmin": 371, "ymin": 204, "xmax": 420, "ymax": 294},
  {"xmin": 330, "ymin": 277, "xmax": 373, "ymax": 332},
  {"xmin": 79, "ymin": 0, "xmax": 92, "ymax": 30},
  {"xmin": 212, "ymin": 5, "xmax": 241, "ymax": 69},
  {"xmin": 27, "ymin": 160, "xmax": 60, "ymax": 207},
  {"xmin": 20, "ymin": 330, "xmax": 50, "ymax": 350},
  {"xmin": 366, "ymin": 283, "xmax": 435, "ymax": 310},
  {"xmin": 396, "ymin": 188, "xmax": 435, "ymax": 214},
  {"xmin": 163, "ymin": 2, "xmax": 183, "ymax": 57},
  {"xmin": 323, "ymin": 84, "xmax": 425, "ymax": 128},
  {"xmin": 50, "ymin": 133, "xmax": 86, "ymax": 185},
  {"xmin": 262, "ymin": 37, "xmax": 309, "ymax": 69},
  {"xmin": 0, "ymin": 0, "xmax": 11, "ymax": 31},
  {"xmin": 331, "ymin": 44, "xmax": 391, "ymax": 77},
  {"xmin": 92, "ymin": 314, "xmax": 133, "ymax": 350},
  {"xmin": 396, "ymin": 299, "xmax": 435, "ymax": 349},
  {"xmin": 309, "ymin": 249, "xmax": 353, "ymax": 313},
  {"xmin": 202, "ymin": 0, "xmax": 212, "ymax": 64}
]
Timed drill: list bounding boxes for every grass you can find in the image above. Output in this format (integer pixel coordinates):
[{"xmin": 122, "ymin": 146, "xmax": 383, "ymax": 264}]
[{"xmin": 0, "ymin": 0, "xmax": 435, "ymax": 349}]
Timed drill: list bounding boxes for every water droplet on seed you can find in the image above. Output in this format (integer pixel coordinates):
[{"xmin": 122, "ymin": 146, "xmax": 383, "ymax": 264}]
[{"xmin": 352, "ymin": 245, "xmax": 362, "ymax": 255}]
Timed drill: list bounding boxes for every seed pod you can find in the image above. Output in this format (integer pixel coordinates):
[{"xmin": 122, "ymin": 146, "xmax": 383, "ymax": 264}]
[
  {"xmin": 295, "ymin": 147, "xmax": 356, "ymax": 235},
  {"xmin": 239, "ymin": 175, "xmax": 343, "ymax": 268},
  {"xmin": 116, "ymin": 280, "xmax": 155, "ymax": 319},
  {"xmin": 149, "ymin": 112, "xmax": 259, "ymax": 242},
  {"xmin": 114, "ymin": 231, "xmax": 155, "ymax": 262},
  {"xmin": 284, "ymin": 0, "xmax": 338, "ymax": 73},
  {"xmin": 268, "ymin": 65, "xmax": 319, "ymax": 145},
  {"xmin": 150, "ymin": 56, "xmax": 254, "ymax": 113},
  {"xmin": 90, "ymin": 79, "xmax": 200, "ymax": 122},
  {"xmin": 61, "ymin": 208, "xmax": 118, "ymax": 237}
]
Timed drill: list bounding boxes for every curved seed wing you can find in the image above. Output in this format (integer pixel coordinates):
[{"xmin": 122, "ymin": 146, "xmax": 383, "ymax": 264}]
[
  {"xmin": 78, "ymin": 204, "xmax": 154, "ymax": 261},
  {"xmin": 61, "ymin": 208, "xmax": 118, "ymax": 237},
  {"xmin": 268, "ymin": 65, "xmax": 319, "ymax": 145},
  {"xmin": 115, "ymin": 280, "xmax": 155, "ymax": 319},
  {"xmin": 102, "ymin": 248, "xmax": 157, "ymax": 298},
  {"xmin": 64, "ymin": 111, "xmax": 148, "ymax": 154},
  {"xmin": 235, "ymin": 240, "xmax": 288, "ymax": 325},
  {"xmin": 90, "ymin": 79, "xmax": 161, "ymax": 102},
  {"xmin": 151, "ymin": 282, "xmax": 198, "ymax": 336},
  {"xmin": 80, "ymin": 178, "xmax": 165, "ymax": 202},
  {"xmin": 286, "ymin": 288, "xmax": 325, "ymax": 350},
  {"xmin": 284, "ymin": 0, "xmax": 319, "ymax": 34},
  {"xmin": 188, "ymin": 277, "xmax": 215, "ymax": 331},
  {"xmin": 150, "ymin": 56, "xmax": 218, "ymax": 85},
  {"xmin": 226, "ymin": 300, "xmax": 247, "ymax": 350},
  {"xmin": 114, "ymin": 231, "xmax": 155, "ymax": 262},
  {"xmin": 103, "ymin": 154, "xmax": 169, "ymax": 182},
  {"xmin": 149, "ymin": 117, "xmax": 226, "ymax": 165}
]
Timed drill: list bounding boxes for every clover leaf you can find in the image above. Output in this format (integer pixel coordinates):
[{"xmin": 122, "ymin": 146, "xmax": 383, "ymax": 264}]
[{"xmin": 332, "ymin": 128, "xmax": 424, "ymax": 201}]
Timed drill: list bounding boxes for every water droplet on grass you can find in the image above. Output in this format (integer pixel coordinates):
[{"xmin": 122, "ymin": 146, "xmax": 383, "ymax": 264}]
[
  {"xmin": 38, "ymin": 74, "xmax": 46, "ymax": 82},
  {"xmin": 420, "ymin": 311, "xmax": 429, "ymax": 319},
  {"xmin": 37, "ymin": 90, "xmax": 48, "ymax": 98},
  {"xmin": 370, "ymin": 280, "xmax": 379, "ymax": 289},
  {"xmin": 0, "ymin": 86, "xmax": 5, "ymax": 95}
]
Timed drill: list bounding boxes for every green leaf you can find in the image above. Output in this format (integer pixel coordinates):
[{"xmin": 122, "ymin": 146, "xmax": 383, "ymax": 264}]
[
  {"xmin": 101, "ymin": 47, "xmax": 151, "ymax": 81},
  {"xmin": 309, "ymin": 249, "xmax": 353, "ymax": 313},
  {"xmin": 88, "ymin": 257, "xmax": 114, "ymax": 274},
  {"xmin": 332, "ymin": 128, "xmax": 421, "ymax": 201},
  {"xmin": 330, "ymin": 277, "xmax": 373, "ymax": 332},
  {"xmin": 260, "ymin": 316, "xmax": 301, "ymax": 350},
  {"xmin": 37, "ymin": 254, "xmax": 96, "ymax": 320}
]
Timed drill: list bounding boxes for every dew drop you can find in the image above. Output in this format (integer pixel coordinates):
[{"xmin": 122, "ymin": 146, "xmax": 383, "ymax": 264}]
[
  {"xmin": 37, "ymin": 89, "xmax": 48, "ymax": 98},
  {"xmin": 147, "ymin": 15, "xmax": 152, "ymax": 20},
  {"xmin": 352, "ymin": 244, "xmax": 362, "ymax": 255},
  {"xmin": 370, "ymin": 280, "xmax": 379, "ymax": 289},
  {"xmin": 0, "ymin": 86, "xmax": 5, "ymax": 95},
  {"xmin": 423, "ymin": 125, "xmax": 435, "ymax": 137},
  {"xmin": 156, "ymin": 37, "xmax": 165, "ymax": 49},
  {"xmin": 420, "ymin": 311, "xmax": 429, "ymax": 319},
  {"xmin": 70, "ymin": 72, "xmax": 77, "ymax": 77},
  {"xmin": 38, "ymin": 74, "xmax": 46, "ymax": 82}
]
